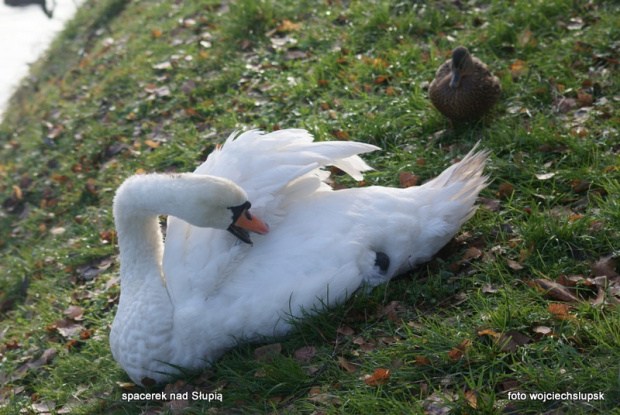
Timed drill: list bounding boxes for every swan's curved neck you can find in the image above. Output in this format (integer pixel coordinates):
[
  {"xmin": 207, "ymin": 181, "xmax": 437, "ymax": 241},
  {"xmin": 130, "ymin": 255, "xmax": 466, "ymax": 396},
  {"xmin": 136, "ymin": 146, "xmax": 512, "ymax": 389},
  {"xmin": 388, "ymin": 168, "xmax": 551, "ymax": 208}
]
[{"xmin": 113, "ymin": 175, "xmax": 172, "ymax": 287}]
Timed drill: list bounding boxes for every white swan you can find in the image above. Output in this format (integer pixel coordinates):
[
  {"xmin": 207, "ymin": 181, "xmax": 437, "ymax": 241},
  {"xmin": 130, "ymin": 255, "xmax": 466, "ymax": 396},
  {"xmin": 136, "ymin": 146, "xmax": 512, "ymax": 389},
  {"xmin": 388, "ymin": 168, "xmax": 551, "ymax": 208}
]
[{"xmin": 110, "ymin": 129, "xmax": 489, "ymax": 385}]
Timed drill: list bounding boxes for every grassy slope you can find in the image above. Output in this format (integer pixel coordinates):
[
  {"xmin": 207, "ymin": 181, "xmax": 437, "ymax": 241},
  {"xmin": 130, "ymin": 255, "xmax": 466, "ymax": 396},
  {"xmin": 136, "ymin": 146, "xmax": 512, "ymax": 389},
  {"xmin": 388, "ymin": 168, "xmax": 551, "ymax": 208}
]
[{"xmin": 0, "ymin": 0, "xmax": 619, "ymax": 413}]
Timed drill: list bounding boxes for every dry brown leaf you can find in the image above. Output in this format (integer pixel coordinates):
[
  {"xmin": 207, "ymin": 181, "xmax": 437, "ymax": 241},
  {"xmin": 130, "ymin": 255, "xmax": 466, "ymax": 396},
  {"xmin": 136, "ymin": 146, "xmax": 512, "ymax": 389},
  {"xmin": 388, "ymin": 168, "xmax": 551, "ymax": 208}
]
[
  {"xmin": 278, "ymin": 19, "xmax": 302, "ymax": 32},
  {"xmin": 554, "ymin": 97, "xmax": 577, "ymax": 113},
  {"xmin": 510, "ymin": 59, "xmax": 527, "ymax": 80},
  {"xmin": 591, "ymin": 254, "xmax": 618, "ymax": 278},
  {"xmin": 448, "ymin": 339, "xmax": 471, "ymax": 361},
  {"xmin": 374, "ymin": 75, "xmax": 388, "ymax": 85},
  {"xmin": 506, "ymin": 259, "xmax": 525, "ymax": 271},
  {"xmin": 336, "ymin": 325, "xmax": 355, "ymax": 336},
  {"xmin": 497, "ymin": 182, "xmax": 515, "ymax": 199},
  {"xmin": 462, "ymin": 247, "xmax": 482, "ymax": 262},
  {"xmin": 55, "ymin": 319, "xmax": 83, "ymax": 338},
  {"xmin": 415, "ymin": 356, "xmax": 432, "ymax": 366},
  {"xmin": 292, "ymin": 346, "xmax": 316, "ymax": 364},
  {"xmin": 577, "ymin": 92, "xmax": 593, "ymax": 107},
  {"xmin": 62, "ymin": 305, "xmax": 84, "ymax": 321},
  {"xmin": 480, "ymin": 198, "xmax": 500, "ymax": 212},
  {"xmin": 548, "ymin": 303, "xmax": 574, "ymax": 321},
  {"xmin": 364, "ymin": 368, "xmax": 390, "ymax": 386},
  {"xmin": 337, "ymin": 356, "xmax": 359, "ymax": 374},
  {"xmin": 590, "ymin": 286, "xmax": 605, "ymax": 306},
  {"xmin": 399, "ymin": 171, "xmax": 419, "ymax": 188},
  {"xmin": 253, "ymin": 343, "xmax": 281, "ymax": 362},
  {"xmin": 465, "ymin": 390, "xmax": 477, "ymax": 409},
  {"xmin": 151, "ymin": 29, "xmax": 163, "ymax": 38},
  {"xmin": 477, "ymin": 329, "xmax": 500, "ymax": 339},
  {"xmin": 497, "ymin": 330, "xmax": 530, "ymax": 353},
  {"xmin": 527, "ymin": 279, "xmax": 580, "ymax": 303}
]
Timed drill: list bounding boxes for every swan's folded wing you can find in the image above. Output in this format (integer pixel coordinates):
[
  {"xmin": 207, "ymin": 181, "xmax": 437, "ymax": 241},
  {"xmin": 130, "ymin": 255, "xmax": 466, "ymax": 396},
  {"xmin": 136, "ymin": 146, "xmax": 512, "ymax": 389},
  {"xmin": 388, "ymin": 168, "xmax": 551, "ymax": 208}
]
[{"xmin": 162, "ymin": 129, "xmax": 378, "ymax": 300}]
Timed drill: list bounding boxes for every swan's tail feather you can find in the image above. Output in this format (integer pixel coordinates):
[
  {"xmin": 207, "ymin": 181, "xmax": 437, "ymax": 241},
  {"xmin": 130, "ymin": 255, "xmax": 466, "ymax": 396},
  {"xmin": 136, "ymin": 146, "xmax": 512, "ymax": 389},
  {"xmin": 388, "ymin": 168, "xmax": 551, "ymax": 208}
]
[{"xmin": 417, "ymin": 142, "xmax": 490, "ymax": 224}]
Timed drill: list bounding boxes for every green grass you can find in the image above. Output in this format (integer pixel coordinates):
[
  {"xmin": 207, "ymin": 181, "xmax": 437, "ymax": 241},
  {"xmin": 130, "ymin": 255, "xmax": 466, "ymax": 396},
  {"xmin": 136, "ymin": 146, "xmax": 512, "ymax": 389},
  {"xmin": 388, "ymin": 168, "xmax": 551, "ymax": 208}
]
[{"xmin": 1, "ymin": 0, "xmax": 619, "ymax": 413}]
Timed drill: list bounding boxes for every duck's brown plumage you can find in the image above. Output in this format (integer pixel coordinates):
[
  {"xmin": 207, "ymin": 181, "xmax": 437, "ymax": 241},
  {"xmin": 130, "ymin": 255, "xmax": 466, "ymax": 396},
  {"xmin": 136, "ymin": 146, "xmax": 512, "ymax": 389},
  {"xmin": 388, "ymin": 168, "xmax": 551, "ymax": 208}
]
[{"xmin": 429, "ymin": 46, "xmax": 501, "ymax": 121}]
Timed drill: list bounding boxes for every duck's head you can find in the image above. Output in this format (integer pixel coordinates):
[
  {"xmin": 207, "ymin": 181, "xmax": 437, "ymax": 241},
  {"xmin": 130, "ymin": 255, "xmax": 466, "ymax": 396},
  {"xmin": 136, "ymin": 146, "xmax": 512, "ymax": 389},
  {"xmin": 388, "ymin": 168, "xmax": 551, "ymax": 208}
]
[{"xmin": 449, "ymin": 46, "xmax": 473, "ymax": 89}]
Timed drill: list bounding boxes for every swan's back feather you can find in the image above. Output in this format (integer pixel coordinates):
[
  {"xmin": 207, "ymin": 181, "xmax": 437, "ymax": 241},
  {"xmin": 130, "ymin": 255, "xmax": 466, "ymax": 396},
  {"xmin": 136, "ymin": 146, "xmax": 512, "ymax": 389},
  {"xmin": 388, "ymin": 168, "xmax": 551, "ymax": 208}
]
[{"xmin": 163, "ymin": 130, "xmax": 379, "ymax": 302}]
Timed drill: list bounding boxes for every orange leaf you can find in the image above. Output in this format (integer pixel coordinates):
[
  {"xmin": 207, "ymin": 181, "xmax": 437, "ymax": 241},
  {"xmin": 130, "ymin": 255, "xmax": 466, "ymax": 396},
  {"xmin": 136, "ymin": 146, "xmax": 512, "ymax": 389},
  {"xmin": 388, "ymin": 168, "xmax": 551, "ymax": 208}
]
[
  {"xmin": 477, "ymin": 329, "xmax": 500, "ymax": 339},
  {"xmin": 278, "ymin": 19, "xmax": 302, "ymax": 32},
  {"xmin": 151, "ymin": 29, "xmax": 163, "ymax": 38},
  {"xmin": 374, "ymin": 75, "xmax": 388, "ymax": 85},
  {"xmin": 510, "ymin": 59, "xmax": 527, "ymax": 80},
  {"xmin": 364, "ymin": 368, "xmax": 390, "ymax": 386},
  {"xmin": 548, "ymin": 303, "xmax": 573, "ymax": 321},
  {"xmin": 12, "ymin": 185, "xmax": 22, "ymax": 200},
  {"xmin": 448, "ymin": 339, "xmax": 471, "ymax": 361},
  {"xmin": 144, "ymin": 139, "xmax": 160, "ymax": 148},
  {"xmin": 465, "ymin": 390, "xmax": 478, "ymax": 409}
]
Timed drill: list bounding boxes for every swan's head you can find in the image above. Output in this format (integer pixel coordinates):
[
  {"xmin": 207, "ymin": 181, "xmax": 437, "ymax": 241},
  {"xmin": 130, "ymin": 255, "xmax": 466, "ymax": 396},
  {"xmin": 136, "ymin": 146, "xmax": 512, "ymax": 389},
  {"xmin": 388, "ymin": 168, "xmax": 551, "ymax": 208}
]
[
  {"xmin": 449, "ymin": 46, "xmax": 473, "ymax": 89},
  {"xmin": 169, "ymin": 174, "xmax": 269, "ymax": 244},
  {"xmin": 227, "ymin": 200, "xmax": 269, "ymax": 244}
]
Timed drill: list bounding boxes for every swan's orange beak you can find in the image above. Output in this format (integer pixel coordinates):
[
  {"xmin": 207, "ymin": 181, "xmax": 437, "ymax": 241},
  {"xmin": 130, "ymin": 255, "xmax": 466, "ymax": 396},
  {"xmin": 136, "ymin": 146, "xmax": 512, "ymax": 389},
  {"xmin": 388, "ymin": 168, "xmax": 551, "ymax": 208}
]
[
  {"xmin": 235, "ymin": 209, "xmax": 269, "ymax": 235},
  {"xmin": 227, "ymin": 208, "xmax": 269, "ymax": 245}
]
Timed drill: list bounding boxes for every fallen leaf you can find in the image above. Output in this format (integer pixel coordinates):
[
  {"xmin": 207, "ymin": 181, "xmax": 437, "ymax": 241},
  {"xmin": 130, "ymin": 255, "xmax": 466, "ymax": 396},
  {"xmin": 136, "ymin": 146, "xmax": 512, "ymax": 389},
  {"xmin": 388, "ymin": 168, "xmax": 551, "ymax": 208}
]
[
  {"xmin": 577, "ymin": 92, "xmax": 593, "ymax": 107},
  {"xmin": 465, "ymin": 390, "xmax": 477, "ymax": 409},
  {"xmin": 510, "ymin": 59, "xmax": 527, "ymax": 80},
  {"xmin": 144, "ymin": 139, "xmax": 160, "ymax": 148},
  {"xmin": 152, "ymin": 61, "xmax": 172, "ymax": 70},
  {"xmin": 253, "ymin": 343, "xmax": 281, "ymax": 362},
  {"xmin": 548, "ymin": 303, "xmax": 574, "ymax": 321},
  {"xmin": 461, "ymin": 247, "xmax": 482, "ymax": 262},
  {"xmin": 480, "ymin": 198, "xmax": 500, "ymax": 212},
  {"xmin": 448, "ymin": 339, "xmax": 471, "ymax": 361},
  {"xmin": 554, "ymin": 97, "xmax": 577, "ymax": 113},
  {"xmin": 278, "ymin": 19, "xmax": 302, "ymax": 32},
  {"xmin": 590, "ymin": 286, "xmax": 605, "ymax": 306},
  {"xmin": 527, "ymin": 279, "xmax": 580, "ymax": 303},
  {"xmin": 55, "ymin": 319, "xmax": 82, "ymax": 338},
  {"xmin": 151, "ymin": 29, "xmax": 163, "ymax": 38},
  {"xmin": 292, "ymin": 346, "xmax": 316, "ymax": 364},
  {"xmin": 336, "ymin": 325, "xmax": 355, "ymax": 336},
  {"xmin": 415, "ymin": 356, "xmax": 432, "ymax": 366},
  {"xmin": 31, "ymin": 401, "xmax": 55, "ymax": 414},
  {"xmin": 62, "ymin": 305, "xmax": 84, "ymax": 320},
  {"xmin": 337, "ymin": 356, "xmax": 359, "ymax": 374},
  {"xmin": 532, "ymin": 326, "xmax": 552, "ymax": 336},
  {"xmin": 477, "ymin": 329, "xmax": 500, "ymax": 339},
  {"xmin": 364, "ymin": 368, "xmax": 390, "ymax": 386},
  {"xmin": 591, "ymin": 254, "xmax": 618, "ymax": 278},
  {"xmin": 497, "ymin": 330, "xmax": 530, "ymax": 353},
  {"xmin": 535, "ymin": 172, "xmax": 556, "ymax": 180},
  {"xmin": 507, "ymin": 259, "xmax": 525, "ymax": 271},
  {"xmin": 399, "ymin": 172, "xmax": 419, "ymax": 188},
  {"xmin": 497, "ymin": 183, "xmax": 515, "ymax": 199}
]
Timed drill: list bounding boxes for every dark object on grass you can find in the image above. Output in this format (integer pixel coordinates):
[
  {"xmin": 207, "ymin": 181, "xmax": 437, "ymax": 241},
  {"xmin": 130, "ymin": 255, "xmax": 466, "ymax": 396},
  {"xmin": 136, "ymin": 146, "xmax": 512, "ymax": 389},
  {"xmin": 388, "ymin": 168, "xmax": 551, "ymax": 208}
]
[
  {"xmin": 429, "ymin": 46, "xmax": 501, "ymax": 121},
  {"xmin": 4, "ymin": 0, "xmax": 55, "ymax": 18}
]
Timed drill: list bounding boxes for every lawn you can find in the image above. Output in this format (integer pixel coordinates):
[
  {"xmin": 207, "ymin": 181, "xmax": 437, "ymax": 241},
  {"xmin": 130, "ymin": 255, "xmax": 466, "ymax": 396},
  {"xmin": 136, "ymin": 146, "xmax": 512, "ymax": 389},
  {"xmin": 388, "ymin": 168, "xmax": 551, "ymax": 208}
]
[{"xmin": 0, "ymin": 0, "xmax": 619, "ymax": 413}]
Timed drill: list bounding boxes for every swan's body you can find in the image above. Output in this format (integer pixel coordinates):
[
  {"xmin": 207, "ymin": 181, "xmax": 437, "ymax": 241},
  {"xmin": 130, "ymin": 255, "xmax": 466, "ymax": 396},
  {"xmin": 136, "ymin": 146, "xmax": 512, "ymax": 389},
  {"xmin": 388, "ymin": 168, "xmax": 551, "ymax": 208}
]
[
  {"xmin": 110, "ymin": 129, "xmax": 488, "ymax": 385},
  {"xmin": 429, "ymin": 46, "xmax": 502, "ymax": 121}
]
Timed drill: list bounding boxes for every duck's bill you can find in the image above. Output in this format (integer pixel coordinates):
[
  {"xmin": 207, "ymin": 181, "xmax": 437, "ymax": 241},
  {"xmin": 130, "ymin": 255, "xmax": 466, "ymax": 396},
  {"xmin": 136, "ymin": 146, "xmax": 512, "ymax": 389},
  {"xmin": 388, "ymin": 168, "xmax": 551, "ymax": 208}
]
[{"xmin": 227, "ymin": 210, "xmax": 269, "ymax": 244}]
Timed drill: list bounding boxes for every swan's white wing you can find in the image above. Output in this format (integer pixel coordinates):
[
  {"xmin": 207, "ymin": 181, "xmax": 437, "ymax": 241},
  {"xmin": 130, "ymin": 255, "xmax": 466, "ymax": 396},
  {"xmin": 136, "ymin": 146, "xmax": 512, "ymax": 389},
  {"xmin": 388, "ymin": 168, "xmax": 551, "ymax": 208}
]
[{"xmin": 162, "ymin": 129, "xmax": 378, "ymax": 303}]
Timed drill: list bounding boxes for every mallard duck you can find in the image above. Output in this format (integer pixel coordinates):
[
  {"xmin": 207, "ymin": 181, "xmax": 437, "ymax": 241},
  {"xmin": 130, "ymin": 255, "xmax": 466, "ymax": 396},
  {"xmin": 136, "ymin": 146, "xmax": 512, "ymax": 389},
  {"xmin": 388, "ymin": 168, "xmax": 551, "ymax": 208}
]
[
  {"xmin": 110, "ymin": 129, "xmax": 489, "ymax": 385},
  {"xmin": 429, "ymin": 46, "xmax": 501, "ymax": 121}
]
